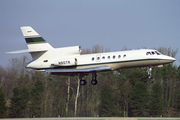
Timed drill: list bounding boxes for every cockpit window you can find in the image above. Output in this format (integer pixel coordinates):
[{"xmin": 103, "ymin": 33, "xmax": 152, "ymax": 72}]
[
  {"xmin": 155, "ymin": 51, "xmax": 161, "ymax": 55},
  {"xmin": 146, "ymin": 52, "xmax": 151, "ymax": 55},
  {"xmin": 147, "ymin": 51, "xmax": 162, "ymax": 55},
  {"xmin": 151, "ymin": 51, "xmax": 155, "ymax": 55}
]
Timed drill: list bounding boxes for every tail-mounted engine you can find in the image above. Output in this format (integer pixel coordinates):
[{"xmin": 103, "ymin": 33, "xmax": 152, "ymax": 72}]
[{"xmin": 57, "ymin": 46, "xmax": 82, "ymax": 55}]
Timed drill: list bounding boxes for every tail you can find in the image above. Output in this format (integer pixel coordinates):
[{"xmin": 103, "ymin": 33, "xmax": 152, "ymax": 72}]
[
  {"xmin": 7, "ymin": 26, "xmax": 54, "ymax": 60},
  {"xmin": 21, "ymin": 26, "xmax": 53, "ymax": 51},
  {"xmin": 20, "ymin": 26, "xmax": 54, "ymax": 60}
]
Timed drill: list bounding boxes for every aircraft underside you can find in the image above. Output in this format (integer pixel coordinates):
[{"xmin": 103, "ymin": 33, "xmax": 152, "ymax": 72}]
[{"xmin": 48, "ymin": 59, "xmax": 174, "ymax": 85}]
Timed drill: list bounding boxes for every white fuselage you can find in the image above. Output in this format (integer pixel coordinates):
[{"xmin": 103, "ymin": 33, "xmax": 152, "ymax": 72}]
[
  {"xmin": 26, "ymin": 48, "xmax": 175, "ymax": 72},
  {"xmin": 7, "ymin": 26, "xmax": 176, "ymax": 78}
]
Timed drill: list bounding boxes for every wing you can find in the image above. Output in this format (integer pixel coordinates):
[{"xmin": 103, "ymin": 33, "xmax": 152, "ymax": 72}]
[{"xmin": 46, "ymin": 66, "xmax": 111, "ymax": 73}]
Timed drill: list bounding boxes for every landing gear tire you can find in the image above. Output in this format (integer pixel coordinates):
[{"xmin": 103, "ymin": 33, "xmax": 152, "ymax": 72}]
[
  {"xmin": 91, "ymin": 79, "xmax": 98, "ymax": 85},
  {"xmin": 80, "ymin": 80, "xmax": 87, "ymax": 85},
  {"xmin": 91, "ymin": 72, "xmax": 98, "ymax": 85},
  {"xmin": 148, "ymin": 75, "xmax": 152, "ymax": 79}
]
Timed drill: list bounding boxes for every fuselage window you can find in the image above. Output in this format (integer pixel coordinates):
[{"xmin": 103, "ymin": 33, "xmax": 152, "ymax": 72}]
[
  {"xmin": 108, "ymin": 56, "xmax": 110, "ymax": 59},
  {"xmin": 118, "ymin": 55, "xmax": 121, "ymax": 58},
  {"xmin": 123, "ymin": 54, "xmax": 126, "ymax": 57},
  {"xmin": 92, "ymin": 57, "xmax": 95, "ymax": 61},
  {"xmin": 102, "ymin": 56, "xmax": 105, "ymax": 59},
  {"xmin": 113, "ymin": 55, "xmax": 116, "ymax": 59},
  {"xmin": 43, "ymin": 60, "xmax": 48, "ymax": 62},
  {"xmin": 97, "ymin": 57, "xmax": 100, "ymax": 60}
]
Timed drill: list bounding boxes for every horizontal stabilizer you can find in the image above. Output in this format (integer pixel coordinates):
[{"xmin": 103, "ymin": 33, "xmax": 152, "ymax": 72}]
[
  {"xmin": 6, "ymin": 49, "xmax": 48, "ymax": 54},
  {"xmin": 46, "ymin": 66, "xmax": 111, "ymax": 73}
]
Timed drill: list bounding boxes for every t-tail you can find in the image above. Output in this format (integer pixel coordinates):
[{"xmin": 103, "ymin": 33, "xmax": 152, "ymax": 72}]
[
  {"xmin": 7, "ymin": 26, "xmax": 54, "ymax": 60},
  {"xmin": 21, "ymin": 26, "xmax": 53, "ymax": 50}
]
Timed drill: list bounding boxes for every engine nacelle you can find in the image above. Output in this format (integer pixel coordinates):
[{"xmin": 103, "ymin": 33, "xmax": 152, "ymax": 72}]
[
  {"xmin": 56, "ymin": 46, "xmax": 82, "ymax": 55},
  {"xmin": 53, "ymin": 58, "xmax": 77, "ymax": 66}
]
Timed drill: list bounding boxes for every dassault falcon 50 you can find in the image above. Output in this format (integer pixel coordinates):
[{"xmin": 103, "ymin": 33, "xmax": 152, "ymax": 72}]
[{"xmin": 7, "ymin": 26, "xmax": 176, "ymax": 85}]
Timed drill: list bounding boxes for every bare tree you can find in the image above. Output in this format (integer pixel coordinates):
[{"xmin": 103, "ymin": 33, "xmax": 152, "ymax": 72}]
[
  {"xmin": 66, "ymin": 77, "xmax": 70, "ymax": 116},
  {"xmin": 74, "ymin": 77, "xmax": 80, "ymax": 116}
]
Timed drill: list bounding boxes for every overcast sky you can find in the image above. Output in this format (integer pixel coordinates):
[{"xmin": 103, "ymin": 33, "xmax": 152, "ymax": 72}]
[{"xmin": 1, "ymin": 0, "xmax": 180, "ymax": 67}]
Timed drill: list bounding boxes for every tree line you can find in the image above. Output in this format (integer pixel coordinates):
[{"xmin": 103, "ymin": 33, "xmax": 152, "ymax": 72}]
[{"xmin": 0, "ymin": 45, "xmax": 179, "ymax": 118}]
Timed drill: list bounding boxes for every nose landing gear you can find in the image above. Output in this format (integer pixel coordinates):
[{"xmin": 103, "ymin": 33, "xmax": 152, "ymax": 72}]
[
  {"xmin": 91, "ymin": 73, "xmax": 98, "ymax": 85},
  {"xmin": 147, "ymin": 66, "xmax": 152, "ymax": 79}
]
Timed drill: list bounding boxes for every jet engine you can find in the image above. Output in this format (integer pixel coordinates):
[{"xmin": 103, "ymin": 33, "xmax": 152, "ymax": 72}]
[{"xmin": 57, "ymin": 46, "xmax": 82, "ymax": 55}]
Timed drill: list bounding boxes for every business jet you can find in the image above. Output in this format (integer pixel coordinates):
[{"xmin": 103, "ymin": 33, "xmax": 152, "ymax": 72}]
[{"xmin": 7, "ymin": 26, "xmax": 176, "ymax": 85}]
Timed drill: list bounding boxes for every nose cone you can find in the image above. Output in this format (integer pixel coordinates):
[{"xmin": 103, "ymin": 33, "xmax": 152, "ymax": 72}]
[
  {"xmin": 167, "ymin": 56, "xmax": 176, "ymax": 62},
  {"xmin": 25, "ymin": 62, "xmax": 31, "ymax": 68},
  {"xmin": 171, "ymin": 57, "xmax": 176, "ymax": 62},
  {"xmin": 160, "ymin": 55, "xmax": 176, "ymax": 64}
]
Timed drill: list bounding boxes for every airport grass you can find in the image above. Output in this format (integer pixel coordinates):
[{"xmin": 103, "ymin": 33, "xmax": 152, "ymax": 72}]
[
  {"xmin": 37, "ymin": 119, "xmax": 180, "ymax": 120},
  {"xmin": 3, "ymin": 118, "xmax": 180, "ymax": 120},
  {"xmin": 138, "ymin": 119, "xmax": 180, "ymax": 120},
  {"xmin": 33, "ymin": 119, "xmax": 180, "ymax": 120}
]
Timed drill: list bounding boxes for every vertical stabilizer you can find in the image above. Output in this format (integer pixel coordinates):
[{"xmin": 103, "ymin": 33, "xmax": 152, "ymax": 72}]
[
  {"xmin": 21, "ymin": 26, "xmax": 53, "ymax": 50},
  {"xmin": 21, "ymin": 26, "xmax": 54, "ymax": 60}
]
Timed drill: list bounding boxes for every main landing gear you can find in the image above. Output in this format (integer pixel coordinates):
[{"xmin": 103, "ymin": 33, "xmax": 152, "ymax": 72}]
[
  {"xmin": 91, "ymin": 73, "xmax": 98, "ymax": 85},
  {"xmin": 80, "ymin": 78, "xmax": 87, "ymax": 85},
  {"xmin": 79, "ymin": 73, "xmax": 98, "ymax": 86}
]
